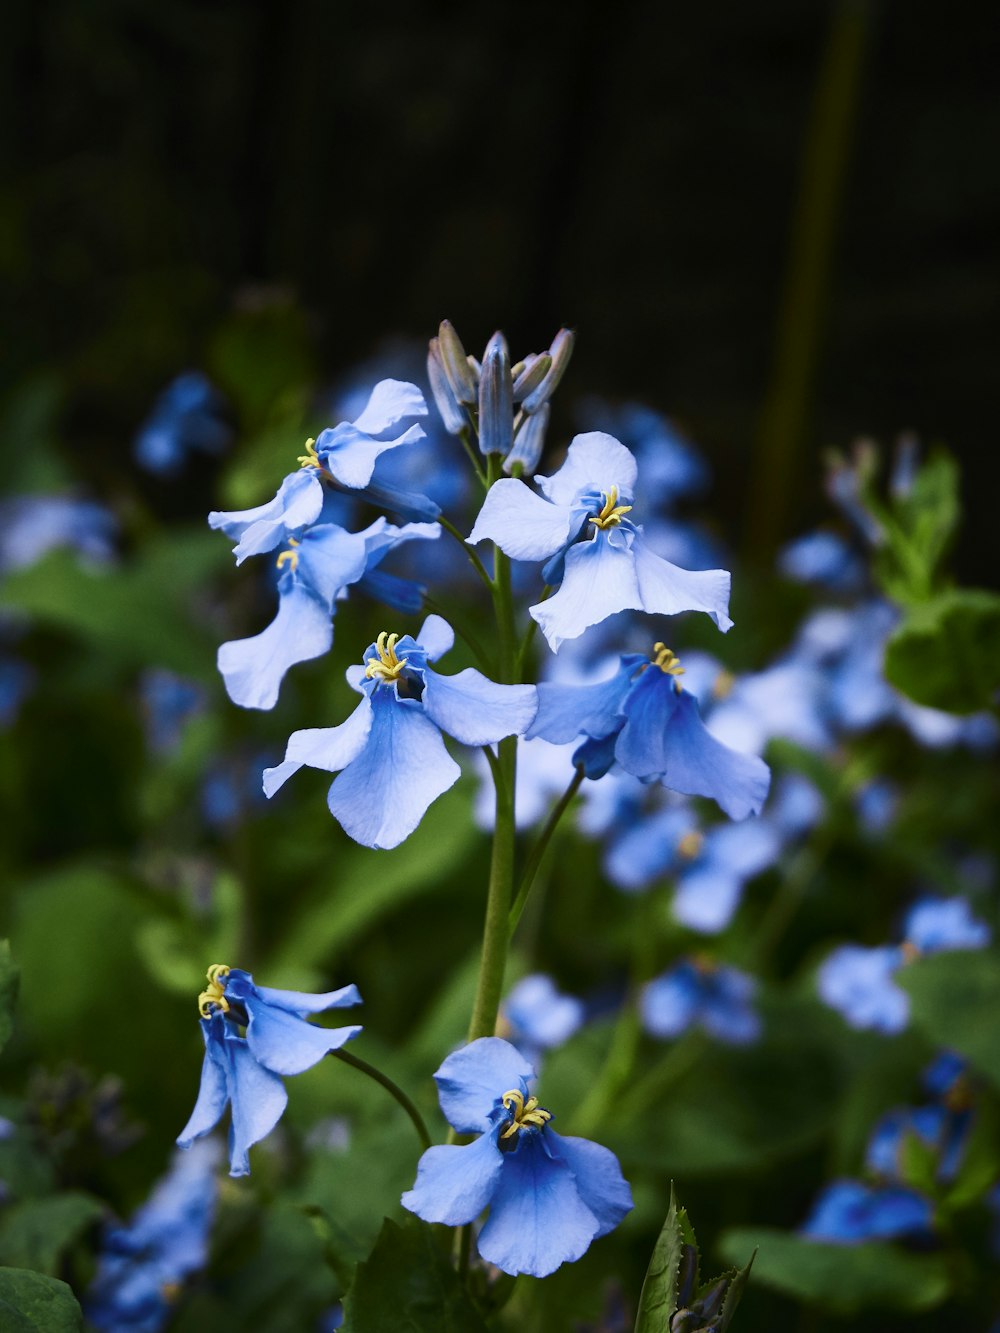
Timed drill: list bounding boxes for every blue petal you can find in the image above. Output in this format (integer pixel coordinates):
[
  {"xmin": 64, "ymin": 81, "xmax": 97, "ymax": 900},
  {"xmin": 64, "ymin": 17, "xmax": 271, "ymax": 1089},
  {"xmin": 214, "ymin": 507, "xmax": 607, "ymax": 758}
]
[
  {"xmin": 435, "ymin": 1037, "xmax": 535, "ymax": 1134},
  {"xmin": 531, "ymin": 533, "xmax": 642, "ymax": 651},
  {"xmin": 224, "ymin": 1032, "xmax": 288, "ymax": 1176},
  {"xmin": 251, "ymin": 982, "xmax": 362, "ymax": 1014},
  {"xmin": 477, "ymin": 1134, "xmax": 600, "ymax": 1277},
  {"xmin": 358, "ymin": 569, "xmax": 425, "ymax": 613},
  {"xmin": 468, "ymin": 479, "xmax": 581, "ymax": 562},
  {"xmin": 244, "ymin": 996, "xmax": 361, "ymax": 1076},
  {"xmin": 360, "ymin": 518, "xmax": 440, "ymax": 572},
  {"xmin": 416, "ymin": 613, "xmax": 454, "ymax": 662},
  {"xmin": 318, "ymin": 422, "xmax": 425, "ymax": 489},
  {"xmin": 176, "ymin": 1021, "xmax": 229, "ymax": 1148},
  {"xmin": 295, "ymin": 524, "xmax": 371, "ymax": 605},
  {"xmin": 422, "ymin": 668, "xmax": 537, "ymax": 746},
  {"xmin": 536, "ymin": 432, "xmax": 638, "ymax": 507},
  {"xmin": 545, "ymin": 1131, "xmax": 633, "ymax": 1237},
  {"xmin": 817, "ymin": 945, "xmax": 908, "ymax": 1034},
  {"xmin": 327, "ymin": 689, "xmax": 459, "ymax": 848},
  {"xmin": 218, "ymin": 583, "xmax": 332, "ymax": 711},
  {"xmin": 672, "ymin": 867, "xmax": 744, "ymax": 933},
  {"xmin": 904, "ymin": 897, "xmax": 990, "ymax": 953},
  {"xmin": 604, "ymin": 806, "xmax": 694, "ymax": 892},
  {"xmin": 262, "ymin": 699, "xmax": 374, "ymax": 797},
  {"xmin": 209, "ymin": 470, "xmax": 324, "ymax": 563},
  {"xmin": 352, "ymin": 379, "xmax": 427, "ymax": 434},
  {"xmin": 401, "ymin": 1130, "xmax": 505, "ymax": 1226},
  {"xmin": 700, "ymin": 968, "xmax": 761, "ymax": 1045},
  {"xmin": 527, "ymin": 659, "xmax": 638, "ymax": 744},
  {"xmin": 640, "ymin": 966, "xmax": 701, "ymax": 1039},
  {"xmin": 632, "ymin": 538, "xmax": 733, "ymax": 632}
]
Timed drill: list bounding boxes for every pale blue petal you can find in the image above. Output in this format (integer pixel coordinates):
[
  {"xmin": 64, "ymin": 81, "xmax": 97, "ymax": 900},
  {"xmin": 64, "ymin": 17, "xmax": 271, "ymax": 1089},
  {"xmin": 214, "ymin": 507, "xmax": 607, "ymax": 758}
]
[
  {"xmin": 435, "ymin": 1037, "xmax": 535, "ymax": 1134},
  {"xmin": 905, "ymin": 897, "xmax": 990, "ymax": 953},
  {"xmin": 527, "ymin": 659, "xmax": 637, "ymax": 743},
  {"xmin": 477, "ymin": 1135, "xmax": 599, "ymax": 1277},
  {"xmin": 208, "ymin": 470, "xmax": 323, "ymax": 564},
  {"xmin": 632, "ymin": 539, "xmax": 733, "ymax": 632},
  {"xmin": 401, "ymin": 1131, "xmax": 504, "ymax": 1226},
  {"xmin": 536, "ymin": 432, "xmax": 638, "ymax": 507},
  {"xmin": 545, "ymin": 1131, "xmax": 633, "ymax": 1237},
  {"xmin": 703, "ymin": 819, "xmax": 783, "ymax": 878},
  {"xmin": 295, "ymin": 524, "xmax": 371, "ymax": 605},
  {"xmin": 468, "ymin": 479, "xmax": 580, "ymax": 561},
  {"xmin": 262, "ymin": 700, "xmax": 374, "ymax": 797},
  {"xmin": 317, "ymin": 423, "xmax": 424, "ymax": 490},
  {"xmin": 701, "ymin": 968, "xmax": 761, "ymax": 1045},
  {"xmin": 225, "ymin": 1037, "xmax": 288, "ymax": 1177},
  {"xmin": 327, "ymin": 690, "xmax": 459, "ymax": 848},
  {"xmin": 252, "ymin": 982, "xmax": 362, "ymax": 1014},
  {"xmin": 218, "ymin": 583, "xmax": 331, "ymax": 711},
  {"xmin": 176, "ymin": 1024, "xmax": 228, "ymax": 1147},
  {"xmin": 423, "ymin": 668, "xmax": 537, "ymax": 745},
  {"xmin": 672, "ymin": 868, "xmax": 744, "ymax": 933},
  {"xmin": 531, "ymin": 534, "xmax": 643, "ymax": 651},
  {"xmin": 360, "ymin": 518, "xmax": 440, "ymax": 570},
  {"xmin": 641, "ymin": 968, "xmax": 701, "ymax": 1039},
  {"xmin": 416, "ymin": 613, "xmax": 454, "ymax": 662},
  {"xmin": 351, "ymin": 379, "xmax": 427, "ymax": 434},
  {"xmin": 817, "ymin": 945, "xmax": 909, "ymax": 1033},
  {"xmin": 244, "ymin": 996, "xmax": 361, "ymax": 1076}
]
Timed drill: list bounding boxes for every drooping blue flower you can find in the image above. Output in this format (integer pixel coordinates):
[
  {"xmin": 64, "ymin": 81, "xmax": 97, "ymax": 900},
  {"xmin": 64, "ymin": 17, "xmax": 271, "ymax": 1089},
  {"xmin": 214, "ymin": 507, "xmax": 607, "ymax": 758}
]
[
  {"xmin": 139, "ymin": 669, "xmax": 205, "ymax": 753},
  {"xmin": 528, "ymin": 643, "xmax": 770, "ymax": 820},
  {"xmin": 263, "ymin": 615, "xmax": 537, "ymax": 849},
  {"xmin": 641, "ymin": 959, "xmax": 761, "ymax": 1045},
  {"xmin": 800, "ymin": 1180, "xmax": 934, "ymax": 1244},
  {"xmin": 86, "ymin": 1139, "xmax": 221, "ymax": 1333},
  {"xmin": 218, "ymin": 517, "xmax": 439, "ymax": 710},
  {"xmin": 575, "ymin": 399, "xmax": 709, "ymax": 506},
  {"xmin": 401, "ymin": 1037, "xmax": 632, "ymax": 1277},
  {"xmin": 467, "ymin": 433, "xmax": 732, "ymax": 651},
  {"xmin": 500, "ymin": 974, "xmax": 584, "ymax": 1070},
  {"xmin": 704, "ymin": 657, "xmax": 831, "ymax": 757},
  {"xmin": 0, "ymin": 495, "xmax": 117, "ymax": 573},
  {"xmin": 671, "ymin": 818, "xmax": 783, "ymax": 933},
  {"xmin": 778, "ymin": 529, "xmax": 864, "ymax": 592},
  {"xmin": 866, "ymin": 1100, "xmax": 971, "ymax": 1186},
  {"xmin": 208, "ymin": 380, "xmax": 435, "ymax": 564},
  {"xmin": 133, "ymin": 371, "xmax": 230, "ymax": 476},
  {"xmin": 177, "ymin": 965, "xmax": 361, "ymax": 1176}
]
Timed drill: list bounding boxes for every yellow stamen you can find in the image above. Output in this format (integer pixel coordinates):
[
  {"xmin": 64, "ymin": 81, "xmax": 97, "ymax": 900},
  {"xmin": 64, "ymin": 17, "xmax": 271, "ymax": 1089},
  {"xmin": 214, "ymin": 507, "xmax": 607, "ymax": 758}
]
[
  {"xmin": 198, "ymin": 963, "xmax": 232, "ymax": 1018},
  {"xmin": 677, "ymin": 830, "xmax": 704, "ymax": 860},
  {"xmin": 500, "ymin": 1088, "xmax": 552, "ymax": 1139},
  {"xmin": 364, "ymin": 631, "xmax": 409, "ymax": 682},
  {"xmin": 713, "ymin": 669, "xmax": 736, "ymax": 700},
  {"xmin": 297, "ymin": 437, "xmax": 322, "ymax": 469},
  {"xmin": 588, "ymin": 485, "xmax": 633, "ymax": 530},
  {"xmin": 900, "ymin": 940, "xmax": 921, "ymax": 964},
  {"xmin": 651, "ymin": 643, "xmax": 685, "ymax": 686},
  {"xmin": 276, "ymin": 537, "xmax": 300, "ymax": 572}
]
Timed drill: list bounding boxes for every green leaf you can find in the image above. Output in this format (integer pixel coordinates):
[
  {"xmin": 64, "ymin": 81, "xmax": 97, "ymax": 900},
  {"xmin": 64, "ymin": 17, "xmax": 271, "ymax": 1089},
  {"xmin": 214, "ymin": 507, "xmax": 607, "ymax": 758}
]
[
  {"xmin": 717, "ymin": 1229, "xmax": 950, "ymax": 1314},
  {"xmin": 718, "ymin": 1249, "xmax": 756, "ymax": 1330},
  {"xmin": 341, "ymin": 1218, "xmax": 489, "ymax": 1333},
  {"xmin": 884, "ymin": 588, "xmax": 1000, "ymax": 713},
  {"xmin": 898, "ymin": 950, "xmax": 1000, "ymax": 1089},
  {"xmin": 0, "ymin": 1193, "xmax": 104, "ymax": 1275},
  {"xmin": 0, "ymin": 1268, "xmax": 83, "ymax": 1332},
  {"xmin": 0, "ymin": 940, "xmax": 19, "ymax": 1055},
  {"xmin": 633, "ymin": 1185, "xmax": 691, "ymax": 1333}
]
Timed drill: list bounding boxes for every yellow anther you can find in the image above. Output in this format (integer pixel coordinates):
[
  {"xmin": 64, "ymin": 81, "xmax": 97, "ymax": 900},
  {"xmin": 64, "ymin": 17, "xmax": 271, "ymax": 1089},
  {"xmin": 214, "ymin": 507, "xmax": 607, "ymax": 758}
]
[
  {"xmin": 500, "ymin": 1088, "xmax": 552, "ymax": 1139},
  {"xmin": 364, "ymin": 631, "xmax": 409, "ymax": 683},
  {"xmin": 297, "ymin": 437, "xmax": 322, "ymax": 469},
  {"xmin": 198, "ymin": 964, "xmax": 232, "ymax": 1018},
  {"xmin": 651, "ymin": 643, "xmax": 685, "ymax": 685},
  {"xmin": 713, "ymin": 669, "xmax": 736, "ymax": 701},
  {"xmin": 900, "ymin": 940, "xmax": 921, "ymax": 964},
  {"xmin": 677, "ymin": 830, "xmax": 704, "ymax": 860},
  {"xmin": 588, "ymin": 485, "xmax": 633, "ymax": 530},
  {"xmin": 276, "ymin": 537, "xmax": 300, "ymax": 572}
]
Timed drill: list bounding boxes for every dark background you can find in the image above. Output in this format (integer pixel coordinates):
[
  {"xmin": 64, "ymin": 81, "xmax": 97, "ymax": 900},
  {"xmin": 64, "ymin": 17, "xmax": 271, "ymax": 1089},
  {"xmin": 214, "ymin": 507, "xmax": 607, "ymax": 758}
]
[{"xmin": 3, "ymin": 0, "xmax": 998, "ymax": 574}]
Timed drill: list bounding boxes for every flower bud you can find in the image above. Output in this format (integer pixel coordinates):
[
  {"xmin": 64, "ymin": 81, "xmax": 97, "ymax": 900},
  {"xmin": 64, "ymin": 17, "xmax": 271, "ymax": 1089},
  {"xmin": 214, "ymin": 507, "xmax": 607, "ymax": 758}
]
[
  {"xmin": 478, "ymin": 331, "xmax": 513, "ymax": 457},
  {"xmin": 437, "ymin": 320, "xmax": 478, "ymax": 405},
  {"xmin": 512, "ymin": 353, "xmax": 552, "ymax": 403},
  {"xmin": 522, "ymin": 327, "xmax": 575, "ymax": 413},
  {"xmin": 427, "ymin": 338, "xmax": 466, "ymax": 435},
  {"xmin": 503, "ymin": 402, "xmax": 549, "ymax": 475}
]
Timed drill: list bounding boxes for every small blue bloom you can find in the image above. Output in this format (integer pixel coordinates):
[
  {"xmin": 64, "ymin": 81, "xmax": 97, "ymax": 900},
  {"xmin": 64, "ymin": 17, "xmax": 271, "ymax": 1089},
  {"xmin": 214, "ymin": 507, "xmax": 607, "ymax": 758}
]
[
  {"xmin": 904, "ymin": 896, "xmax": 991, "ymax": 952},
  {"xmin": 575, "ymin": 399, "xmax": 709, "ymax": 505},
  {"xmin": 139, "ymin": 669, "xmax": 204, "ymax": 753},
  {"xmin": 0, "ymin": 495, "xmax": 117, "ymax": 573},
  {"xmin": 263, "ymin": 615, "xmax": 537, "ymax": 849},
  {"xmin": 134, "ymin": 371, "xmax": 230, "ymax": 476},
  {"xmin": 401, "ymin": 1037, "xmax": 632, "ymax": 1277},
  {"xmin": 854, "ymin": 779, "xmax": 899, "ymax": 834},
  {"xmin": 641, "ymin": 959, "xmax": 761, "ymax": 1045},
  {"xmin": 866, "ymin": 1101, "xmax": 970, "ymax": 1185},
  {"xmin": 468, "ymin": 433, "xmax": 732, "ymax": 650},
  {"xmin": 177, "ymin": 965, "xmax": 362, "ymax": 1176},
  {"xmin": 778, "ymin": 530, "xmax": 864, "ymax": 592},
  {"xmin": 800, "ymin": 1180, "xmax": 933, "ymax": 1244},
  {"xmin": 500, "ymin": 975, "xmax": 584, "ymax": 1070},
  {"xmin": 671, "ymin": 818, "xmax": 783, "ymax": 934},
  {"xmin": 603, "ymin": 802, "xmax": 698, "ymax": 894}
]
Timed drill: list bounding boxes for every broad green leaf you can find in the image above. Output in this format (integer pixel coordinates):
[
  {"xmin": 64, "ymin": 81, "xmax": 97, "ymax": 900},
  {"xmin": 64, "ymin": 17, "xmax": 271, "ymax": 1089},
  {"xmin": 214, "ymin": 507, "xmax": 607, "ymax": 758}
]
[
  {"xmin": 209, "ymin": 303, "xmax": 314, "ymax": 429},
  {"xmin": 898, "ymin": 950, "xmax": 1000, "ymax": 1089},
  {"xmin": 633, "ymin": 1185, "xmax": 690, "ymax": 1332},
  {"xmin": 0, "ymin": 940, "xmax": 19, "ymax": 1055},
  {"xmin": 884, "ymin": 588, "xmax": 1000, "ymax": 713},
  {"xmin": 341, "ymin": 1217, "xmax": 488, "ymax": 1333},
  {"xmin": 717, "ymin": 1229, "xmax": 950, "ymax": 1313},
  {"xmin": 0, "ymin": 1268, "xmax": 82, "ymax": 1332},
  {"xmin": 0, "ymin": 1193, "xmax": 104, "ymax": 1275}
]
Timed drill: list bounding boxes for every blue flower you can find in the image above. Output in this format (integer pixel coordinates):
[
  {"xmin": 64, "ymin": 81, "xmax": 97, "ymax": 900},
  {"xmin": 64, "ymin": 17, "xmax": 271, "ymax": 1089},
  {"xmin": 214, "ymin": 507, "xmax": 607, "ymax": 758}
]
[
  {"xmin": 778, "ymin": 530, "xmax": 864, "ymax": 592},
  {"xmin": 0, "ymin": 655, "xmax": 34, "ymax": 729},
  {"xmin": 0, "ymin": 495, "xmax": 116, "ymax": 573},
  {"xmin": 800, "ymin": 1180, "xmax": 933, "ymax": 1244},
  {"xmin": 467, "ymin": 433, "xmax": 732, "ymax": 650},
  {"xmin": 177, "ymin": 965, "xmax": 362, "ymax": 1176},
  {"xmin": 866, "ymin": 1100, "xmax": 970, "ymax": 1185},
  {"xmin": 139, "ymin": 669, "xmax": 204, "ymax": 753},
  {"xmin": 133, "ymin": 371, "xmax": 230, "ymax": 476},
  {"xmin": 640, "ymin": 959, "xmax": 761, "ymax": 1045},
  {"xmin": 500, "ymin": 974, "xmax": 584, "ymax": 1070},
  {"xmin": 263, "ymin": 615, "xmax": 537, "ymax": 849},
  {"xmin": 218, "ymin": 517, "xmax": 439, "ymax": 710},
  {"xmin": 528, "ymin": 643, "xmax": 770, "ymax": 820},
  {"xmin": 208, "ymin": 380, "xmax": 434, "ymax": 564},
  {"xmin": 473, "ymin": 736, "xmax": 578, "ymax": 831},
  {"xmin": 401, "ymin": 1037, "xmax": 632, "ymax": 1277},
  {"xmin": 575, "ymin": 399, "xmax": 709, "ymax": 506},
  {"xmin": 86, "ymin": 1139, "xmax": 220, "ymax": 1333},
  {"xmin": 671, "ymin": 818, "xmax": 784, "ymax": 934}
]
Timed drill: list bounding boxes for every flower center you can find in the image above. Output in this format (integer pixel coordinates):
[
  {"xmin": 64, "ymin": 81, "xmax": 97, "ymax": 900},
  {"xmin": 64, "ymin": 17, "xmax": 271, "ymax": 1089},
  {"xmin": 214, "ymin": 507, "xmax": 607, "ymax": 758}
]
[
  {"xmin": 588, "ymin": 485, "xmax": 633, "ymax": 530},
  {"xmin": 297, "ymin": 437, "xmax": 323, "ymax": 469},
  {"xmin": 900, "ymin": 940, "xmax": 921, "ymax": 964},
  {"xmin": 500, "ymin": 1088, "xmax": 552, "ymax": 1139},
  {"xmin": 677, "ymin": 830, "xmax": 704, "ymax": 859},
  {"xmin": 365, "ymin": 631, "xmax": 409, "ymax": 683},
  {"xmin": 276, "ymin": 537, "xmax": 300, "ymax": 572},
  {"xmin": 651, "ymin": 643, "xmax": 685, "ymax": 686},
  {"xmin": 198, "ymin": 964, "xmax": 232, "ymax": 1018},
  {"xmin": 712, "ymin": 669, "xmax": 735, "ymax": 700}
]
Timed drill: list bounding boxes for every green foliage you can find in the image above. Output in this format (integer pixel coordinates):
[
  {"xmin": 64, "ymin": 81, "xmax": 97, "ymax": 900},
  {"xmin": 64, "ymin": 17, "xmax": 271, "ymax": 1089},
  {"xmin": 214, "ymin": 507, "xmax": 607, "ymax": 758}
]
[
  {"xmin": 0, "ymin": 939, "xmax": 19, "ymax": 1055},
  {"xmin": 884, "ymin": 587, "xmax": 1000, "ymax": 713},
  {"xmin": 0, "ymin": 1269, "xmax": 83, "ymax": 1332},
  {"xmin": 0, "ymin": 1193, "xmax": 104, "ymax": 1276},
  {"xmin": 872, "ymin": 449, "xmax": 961, "ymax": 605},
  {"xmin": 899, "ymin": 951, "xmax": 1000, "ymax": 1090}
]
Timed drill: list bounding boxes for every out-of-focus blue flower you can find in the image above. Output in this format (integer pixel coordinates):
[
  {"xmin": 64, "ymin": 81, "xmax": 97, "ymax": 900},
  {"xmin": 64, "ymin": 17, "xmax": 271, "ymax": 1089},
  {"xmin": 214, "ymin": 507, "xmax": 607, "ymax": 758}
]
[
  {"xmin": 641, "ymin": 959, "xmax": 761, "ymax": 1045},
  {"xmin": 866, "ymin": 1099, "xmax": 971, "ymax": 1186},
  {"xmin": 200, "ymin": 751, "xmax": 274, "ymax": 831},
  {"xmin": 317, "ymin": 1304, "xmax": 344, "ymax": 1332},
  {"xmin": 499, "ymin": 975, "xmax": 584, "ymax": 1070},
  {"xmin": 139, "ymin": 669, "xmax": 204, "ymax": 753},
  {"xmin": 0, "ymin": 495, "xmax": 116, "ymax": 573},
  {"xmin": 529, "ymin": 643, "xmax": 770, "ymax": 820},
  {"xmin": 86, "ymin": 1139, "xmax": 221, "ymax": 1333},
  {"xmin": 800, "ymin": 1180, "xmax": 933, "ymax": 1244},
  {"xmin": 705, "ymin": 657, "xmax": 831, "ymax": 757},
  {"xmin": 854, "ymin": 779, "xmax": 899, "ymax": 834},
  {"xmin": 178, "ymin": 965, "xmax": 361, "ymax": 1176},
  {"xmin": 603, "ymin": 801, "xmax": 698, "ymax": 893},
  {"xmin": 209, "ymin": 380, "xmax": 434, "ymax": 564},
  {"xmin": 672, "ymin": 818, "xmax": 783, "ymax": 934},
  {"xmin": 575, "ymin": 399, "xmax": 709, "ymax": 506},
  {"xmin": 468, "ymin": 433, "xmax": 731, "ymax": 651},
  {"xmin": 778, "ymin": 530, "xmax": 865, "ymax": 592},
  {"xmin": 923, "ymin": 1051, "xmax": 966, "ymax": 1099},
  {"xmin": 0, "ymin": 656, "xmax": 34, "ymax": 728},
  {"xmin": 134, "ymin": 372, "xmax": 230, "ymax": 476},
  {"xmin": 401, "ymin": 1037, "xmax": 632, "ymax": 1277},
  {"xmin": 218, "ymin": 518, "xmax": 438, "ymax": 710},
  {"xmin": 264, "ymin": 615, "xmax": 536, "ymax": 849},
  {"xmin": 474, "ymin": 735, "xmax": 579, "ymax": 831}
]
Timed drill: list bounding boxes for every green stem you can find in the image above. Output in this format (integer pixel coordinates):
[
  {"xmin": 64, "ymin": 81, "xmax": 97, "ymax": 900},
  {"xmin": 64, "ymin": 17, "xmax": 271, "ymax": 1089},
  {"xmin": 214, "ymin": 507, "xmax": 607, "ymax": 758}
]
[
  {"xmin": 466, "ymin": 735, "xmax": 517, "ymax": 1043},
  {"xmin": 421, "ymin": 593, "xmax": 492, "ymax": 674},
  {"xmin": 437, "ymin": 516, "xmax": 493, "ymax": 590},
  {"xmin": 508, "ymin": 767, "xmax": 584, "ymax": 937},
  {"xmin": 615, "ymin": 1032, "xmax": 704, "ymax": 1123},
  {"xmin": 457, "ymin": 425, "xmax": 488, "ymax": 487},
  {"xmin": 514, "ymin": 586, "xmax": 551, "ymax": 678},
  {"xmin": 331, "ymin": 1048, "xmax": 432, "ymax": 1150}
]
